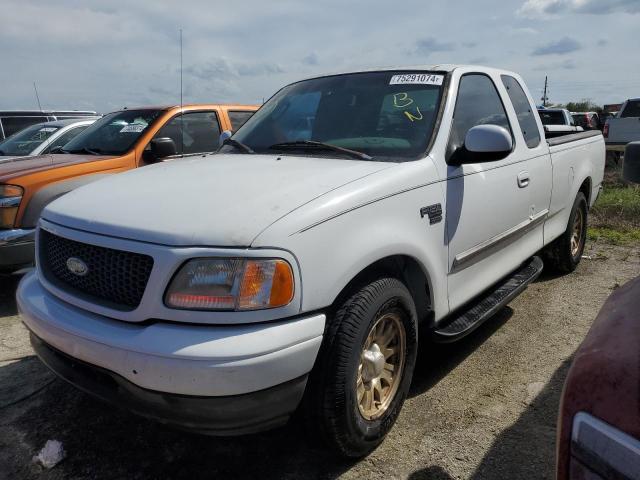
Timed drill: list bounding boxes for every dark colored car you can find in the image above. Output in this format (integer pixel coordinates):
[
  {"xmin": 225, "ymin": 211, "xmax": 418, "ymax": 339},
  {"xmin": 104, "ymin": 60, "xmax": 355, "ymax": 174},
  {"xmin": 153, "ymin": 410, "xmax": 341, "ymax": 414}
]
[
  {"xmin": 571, "ymin": 112, "xmax": 602, "ymax": 131},
  {"xmin": 557, "ymin": 142, "xmax": 640, "ymax": 480},
  {"xmin": 0, "ymin": 110, "xmax": 98, "ymax": 141}
]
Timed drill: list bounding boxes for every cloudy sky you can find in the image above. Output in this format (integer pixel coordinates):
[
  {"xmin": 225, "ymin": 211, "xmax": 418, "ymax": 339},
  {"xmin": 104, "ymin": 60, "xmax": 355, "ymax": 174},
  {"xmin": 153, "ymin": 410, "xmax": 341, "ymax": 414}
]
[{"xmin": 2, "ymin": 0, "xmax": 639, "ymax": 112}]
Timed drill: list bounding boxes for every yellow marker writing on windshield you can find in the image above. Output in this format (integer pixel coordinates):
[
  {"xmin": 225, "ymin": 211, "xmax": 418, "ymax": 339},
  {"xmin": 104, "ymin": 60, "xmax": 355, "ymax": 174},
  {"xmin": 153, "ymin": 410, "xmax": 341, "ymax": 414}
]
[
  {"xmin": 404, "ymin": 107, "xmax": 423, "ymax": 122},
  {"xmin": 393, "ymin": 92, "xmax": 413, "ymax": 108}
]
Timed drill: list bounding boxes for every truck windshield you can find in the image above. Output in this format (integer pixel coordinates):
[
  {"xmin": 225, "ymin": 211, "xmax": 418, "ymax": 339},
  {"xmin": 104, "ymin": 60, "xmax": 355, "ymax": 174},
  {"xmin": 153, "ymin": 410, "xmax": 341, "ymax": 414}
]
[
  {"xmin": 229, "ymin": 71, "xmax": 445, "ymax": 161},
  {"xmin": 0, "ymin": 123, "xmax": 60, "ymax": 156},
  {"xmin": 62, "ymin": 109, "xmax": 162, "ymax": 155}
]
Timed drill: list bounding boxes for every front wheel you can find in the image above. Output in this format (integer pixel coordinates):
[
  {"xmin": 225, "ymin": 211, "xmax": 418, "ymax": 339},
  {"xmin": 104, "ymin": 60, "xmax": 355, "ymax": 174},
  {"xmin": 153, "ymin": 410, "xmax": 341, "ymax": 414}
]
[
  {"xmin": 542, "ymin": 192, "xmax": 588, "ymax": 273},
  {"xmin": 303, "ymin": 277, "xmax": 418, "ymax": 457}
]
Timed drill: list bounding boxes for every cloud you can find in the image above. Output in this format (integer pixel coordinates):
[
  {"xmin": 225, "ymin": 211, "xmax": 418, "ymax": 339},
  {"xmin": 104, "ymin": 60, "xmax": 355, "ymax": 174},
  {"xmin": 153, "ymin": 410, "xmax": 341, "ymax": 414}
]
[
  {"xmin": 532, "ymin": 36, "xmax": 581, "ymax": 55},
  {"xmin": 462, "ymin": 41, "xmax": 477, "ymax": 48},
  {"xmin": 533, "ymin": 59, "xmax": 577, "ymax": 70},
  {"xmin": 597, "ymin": 38, "xmax": 608, "ymax": 46},
  {"xmin": 301, "ymin": 52, "xmax": 319, "ymax": 66},
  {"xmin": 518, "ymin": 0, "xmax": 640, "ymax": 18},
  {"xmin": 412, "ymin": 37, "xmax": 455, "ymax": 56}
]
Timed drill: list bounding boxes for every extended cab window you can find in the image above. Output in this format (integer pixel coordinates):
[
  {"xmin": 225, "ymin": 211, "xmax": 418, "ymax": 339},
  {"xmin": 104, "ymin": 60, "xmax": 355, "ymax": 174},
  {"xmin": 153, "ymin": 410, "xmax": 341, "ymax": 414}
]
[
  {"xmin": 228, "ymin": 110, "xmax": 255, "ymax": 133},
  {"xmin": 501, "ymin": 75, "xmax": 541, "ymax": 148},
  {"xmin": 62, "ymin": 109, "xmax": 162, "ymax": 155},
  {"xmin": 447, "ymin": 74, "xmax": 512, "ymax": 162},
  {"xmin": 153, "ymin": 111, "xmax": 221, "ymax": 155},
  {"xmin": 229, "ymin": 71, "xmax": 445, "ymax": 161}
]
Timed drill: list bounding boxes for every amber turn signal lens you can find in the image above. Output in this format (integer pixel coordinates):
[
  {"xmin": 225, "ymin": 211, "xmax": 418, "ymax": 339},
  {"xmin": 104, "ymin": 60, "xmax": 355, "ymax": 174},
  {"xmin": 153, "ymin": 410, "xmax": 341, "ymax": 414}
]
[{"xmin": 238, "ymin": 259, "xmax": 294, "ymax": 310}]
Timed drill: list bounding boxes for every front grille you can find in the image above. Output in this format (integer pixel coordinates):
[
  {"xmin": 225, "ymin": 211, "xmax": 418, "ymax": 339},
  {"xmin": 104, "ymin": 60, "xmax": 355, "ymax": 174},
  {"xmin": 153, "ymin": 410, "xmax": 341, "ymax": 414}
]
[{"xmin": 39, "ymin": 229, "xmax": 154, "ymax": 310}]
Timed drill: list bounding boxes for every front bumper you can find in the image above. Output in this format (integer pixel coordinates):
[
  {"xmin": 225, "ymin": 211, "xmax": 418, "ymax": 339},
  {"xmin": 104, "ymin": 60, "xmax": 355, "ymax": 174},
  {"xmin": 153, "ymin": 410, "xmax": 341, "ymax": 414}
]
[
  {"xmin": 30, "ymin": 333, "xmax": 309, "ymax": 435},
  {"xmin": 18, "ymin": 272, "xmax": 326, "ymax": 433},
  {"xmin": 0, "ymin": 228, "xmax": 35, "ymax": 272}
]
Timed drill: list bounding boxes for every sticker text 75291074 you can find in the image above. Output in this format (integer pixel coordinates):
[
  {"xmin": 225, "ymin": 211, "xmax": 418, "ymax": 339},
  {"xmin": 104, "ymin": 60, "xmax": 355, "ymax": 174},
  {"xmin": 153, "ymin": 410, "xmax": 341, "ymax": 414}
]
[{"xmin": 389, "ymin": 74, "xmax": 444, "ymax": 86}]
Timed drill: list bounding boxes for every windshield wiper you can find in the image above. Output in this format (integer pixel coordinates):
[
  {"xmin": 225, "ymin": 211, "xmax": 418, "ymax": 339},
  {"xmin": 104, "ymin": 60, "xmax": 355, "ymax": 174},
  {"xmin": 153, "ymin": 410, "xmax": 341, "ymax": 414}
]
[
  {"xmin": 268, "ymin": 140, "xmax": 372, "ymax": 161},
  {"xmin": 221, "ymin": 138, "xmax": 255, "ymax": 154}
]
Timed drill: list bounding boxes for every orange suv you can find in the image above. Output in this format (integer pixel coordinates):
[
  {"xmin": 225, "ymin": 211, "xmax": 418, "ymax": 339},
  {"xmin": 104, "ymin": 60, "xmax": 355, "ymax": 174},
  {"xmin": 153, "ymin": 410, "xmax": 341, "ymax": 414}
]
[{"xmin": 0, "ymin": 103, "xmax": 258, "ymax": 272}]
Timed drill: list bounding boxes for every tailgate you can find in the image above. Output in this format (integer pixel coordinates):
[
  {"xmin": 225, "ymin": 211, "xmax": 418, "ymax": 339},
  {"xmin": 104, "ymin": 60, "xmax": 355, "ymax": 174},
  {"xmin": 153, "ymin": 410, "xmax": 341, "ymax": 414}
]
[{"xmin": 607, "ymin": 118, "xmax": 640, "ymax": 143}]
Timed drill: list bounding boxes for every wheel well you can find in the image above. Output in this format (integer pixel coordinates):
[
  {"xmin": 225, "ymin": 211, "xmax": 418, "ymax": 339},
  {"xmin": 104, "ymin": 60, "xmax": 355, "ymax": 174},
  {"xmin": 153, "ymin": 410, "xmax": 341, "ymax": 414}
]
[
  {"xmin": 332, "ymin": 255, "xmax": 433, "ymax": 325},
  {"xmin": 579, "ymin": 177, "xmax": 592, "ymax": 207}
]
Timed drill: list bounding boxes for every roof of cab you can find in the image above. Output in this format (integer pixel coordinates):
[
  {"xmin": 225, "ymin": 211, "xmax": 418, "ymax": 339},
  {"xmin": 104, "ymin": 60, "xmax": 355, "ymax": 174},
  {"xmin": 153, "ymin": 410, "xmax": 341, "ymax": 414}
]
[{"xmin": 297, "ymin": 64, "xmax": 519, "ymax": 83}]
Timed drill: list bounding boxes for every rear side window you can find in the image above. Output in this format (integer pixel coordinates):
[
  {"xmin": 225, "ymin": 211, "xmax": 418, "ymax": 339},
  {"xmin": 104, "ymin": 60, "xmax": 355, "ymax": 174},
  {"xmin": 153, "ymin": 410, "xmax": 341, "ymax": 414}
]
[
  {"xmin": 447, "ymin": 74, "xmax": 512, "ymax": 162},
  {"xmin": 501, "ymin": 75, "xmax": 541, "ymax": 148},
  {"xmin": 1, "ymin": 116, "xmax": 49, "ymax": 138},
  {"xmin": 621, "ymin": 100, "xmax": 640, "ymax": 118},
  {"xmin": 228, "ymin": 110, "xmax": 254, "ymax": 133},
  {"xmin": 154, "ymin": 111, "xmax": 221, "ymax": 155}
]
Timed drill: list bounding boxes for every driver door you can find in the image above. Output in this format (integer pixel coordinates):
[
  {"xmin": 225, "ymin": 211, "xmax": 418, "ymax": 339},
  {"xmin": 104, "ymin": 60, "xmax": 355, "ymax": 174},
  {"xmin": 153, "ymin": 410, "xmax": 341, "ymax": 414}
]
[{"xmin": 445, "ymin": 73, "xmax": 531, "ymax": 311}]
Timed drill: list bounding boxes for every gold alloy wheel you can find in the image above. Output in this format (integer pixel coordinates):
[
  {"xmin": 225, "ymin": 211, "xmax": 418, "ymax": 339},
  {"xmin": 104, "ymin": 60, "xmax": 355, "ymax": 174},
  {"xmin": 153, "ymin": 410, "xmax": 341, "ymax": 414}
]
[
  {"xmin": 571, "ymin": 208, "xmax": 584, "ymax": 257},
  {"xmin": 356, "ymin": 312, "xmax": 406, "ymax": 420}
]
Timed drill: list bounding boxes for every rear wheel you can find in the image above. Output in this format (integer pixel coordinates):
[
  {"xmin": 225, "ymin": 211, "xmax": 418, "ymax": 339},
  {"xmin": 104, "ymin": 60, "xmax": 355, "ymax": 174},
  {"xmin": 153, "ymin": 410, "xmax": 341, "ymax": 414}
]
[
  {"xmin": 304, "ymin": 277, "xmax": 418, "ymax": 457},
  {"xmin": 542, "ymin": 192, "xmax": 588, "ymax": 273}
]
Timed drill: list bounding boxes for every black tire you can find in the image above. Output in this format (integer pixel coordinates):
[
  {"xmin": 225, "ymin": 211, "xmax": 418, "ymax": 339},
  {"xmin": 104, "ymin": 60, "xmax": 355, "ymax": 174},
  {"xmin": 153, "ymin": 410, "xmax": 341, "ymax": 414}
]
[
  {"xmin": 303, "ymin": 277, "xmax": 418, "ymax": 458},
  {"xmin": 542, "ymin": 192, "xmax": 588, "ymax": 273}
]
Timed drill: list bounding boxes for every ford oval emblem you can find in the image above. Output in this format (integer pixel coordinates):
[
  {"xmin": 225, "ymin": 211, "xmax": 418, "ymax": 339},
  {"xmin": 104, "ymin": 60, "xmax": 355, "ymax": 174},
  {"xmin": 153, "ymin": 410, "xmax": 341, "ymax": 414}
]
[{"xmin": 66, "ymin": 257, "xmax": 89, "ymax": 276}]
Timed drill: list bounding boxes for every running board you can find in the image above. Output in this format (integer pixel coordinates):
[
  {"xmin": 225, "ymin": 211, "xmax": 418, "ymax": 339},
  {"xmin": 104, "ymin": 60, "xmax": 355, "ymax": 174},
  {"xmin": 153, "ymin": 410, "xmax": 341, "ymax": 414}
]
[{"xmin": 432, "ymin": 256, "xmax": 544, "ymax": 343}]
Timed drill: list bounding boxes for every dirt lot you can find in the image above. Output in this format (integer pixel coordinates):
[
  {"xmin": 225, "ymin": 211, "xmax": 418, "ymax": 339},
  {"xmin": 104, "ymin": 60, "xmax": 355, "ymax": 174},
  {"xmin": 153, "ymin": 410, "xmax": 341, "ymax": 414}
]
[{"xmin": 1, "ymin": 241, "xmax": 638, "ymax": 480}]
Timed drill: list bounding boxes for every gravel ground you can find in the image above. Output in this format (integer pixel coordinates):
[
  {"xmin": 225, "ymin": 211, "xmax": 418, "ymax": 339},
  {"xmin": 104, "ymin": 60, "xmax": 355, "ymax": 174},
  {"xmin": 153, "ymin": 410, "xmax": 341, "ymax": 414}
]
[{"xmin": 0, "ymin": 241, "xmax": 638, "ymax": 480}]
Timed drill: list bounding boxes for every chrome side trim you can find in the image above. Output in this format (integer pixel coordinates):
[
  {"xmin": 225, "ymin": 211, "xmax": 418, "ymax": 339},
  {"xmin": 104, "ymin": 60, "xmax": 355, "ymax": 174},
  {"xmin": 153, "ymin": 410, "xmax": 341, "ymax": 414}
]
[
  {"xmin": 0, "ymin": 228, "xmax": 36, "ymax": 247},
  {"xmin": 451, "ymin": 209, "xmax": 548, "ymax": 273},
  {"xmin": 572, "ymin": 412, "xmax": 640, "ymax": 480}
]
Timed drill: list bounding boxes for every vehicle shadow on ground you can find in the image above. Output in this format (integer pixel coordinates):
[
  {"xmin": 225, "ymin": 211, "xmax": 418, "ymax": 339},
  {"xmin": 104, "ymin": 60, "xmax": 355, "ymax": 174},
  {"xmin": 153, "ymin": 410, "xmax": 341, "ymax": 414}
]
[
  {"xmin": 0, "ymin": 308, "xmax": 516, "ymax": 479},
  {"xmin": 0, "ymin": 275, "xmax": 20, "ymax": 317},
  {"xmin": 1, "ymin": 357, "xmax": 357, "ymax": 479},
  {"xmin": 410, "ymin": 307, "xmax": 513, "ymax": 397},
  {"xmin": 470, "ymin": 358, "xmax": 572, "ymax": 479}
]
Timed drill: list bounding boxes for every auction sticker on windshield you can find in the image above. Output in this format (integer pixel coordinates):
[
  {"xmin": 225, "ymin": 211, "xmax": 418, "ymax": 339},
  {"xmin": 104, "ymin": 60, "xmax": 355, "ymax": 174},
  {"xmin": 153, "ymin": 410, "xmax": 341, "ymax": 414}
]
[{"xmin": 389, "ymin": 74, "xmax": 444, "ymax": 86}]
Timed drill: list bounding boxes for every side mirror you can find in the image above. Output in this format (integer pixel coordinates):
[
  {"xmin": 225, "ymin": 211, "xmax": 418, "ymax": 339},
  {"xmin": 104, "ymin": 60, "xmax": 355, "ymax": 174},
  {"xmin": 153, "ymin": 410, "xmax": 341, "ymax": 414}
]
[
  {"xmin": 460, "ymin": 125, "xmax": 513, "ymax": 163},
  {"xmin": 147, "ymin": 137, "xmax": 178, "ymax": 162},
  {"xmin": 623, "ymin": 142, "xmax": 640, "ymax": 184},
  {"xmin": 219, "ymin": 130, "xmax": 232, "ymax": 146}
]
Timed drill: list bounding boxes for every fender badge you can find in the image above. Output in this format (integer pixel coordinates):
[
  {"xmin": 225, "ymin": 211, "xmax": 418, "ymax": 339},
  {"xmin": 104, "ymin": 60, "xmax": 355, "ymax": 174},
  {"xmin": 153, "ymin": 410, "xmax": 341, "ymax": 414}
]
[
  {"xmin": 66, "ymin": 257, "xmax": 89, "ymax": 276},
  {"xmin": 420, "ymin": 204, "xmax": 443, "ymax": 225}
]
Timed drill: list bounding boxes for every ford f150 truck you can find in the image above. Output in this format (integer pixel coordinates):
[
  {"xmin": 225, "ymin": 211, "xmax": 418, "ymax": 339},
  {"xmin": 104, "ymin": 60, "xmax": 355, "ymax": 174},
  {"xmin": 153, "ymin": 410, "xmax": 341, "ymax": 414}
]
[
  {"xmin": 0, "ymin": 103, "xmax": 257, "ymax": 273},
  {"xmin": 17, "ymin": 65, "xmax": 605, "ymax": 457},
  {"xmin": 604, "ymin": 97, "xmax": 640, "ymax": 154}
]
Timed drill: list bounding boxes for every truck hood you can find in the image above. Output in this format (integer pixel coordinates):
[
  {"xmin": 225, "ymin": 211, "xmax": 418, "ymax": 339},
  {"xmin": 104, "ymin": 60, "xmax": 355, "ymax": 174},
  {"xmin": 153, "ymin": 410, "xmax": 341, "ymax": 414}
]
[
  {"xmin": 0, "ymin": 153, "xmax": 115, "ymax": 181},
  {"xmin": 43, "ymin": 153, "xmax": 395, "ymax": 246}
]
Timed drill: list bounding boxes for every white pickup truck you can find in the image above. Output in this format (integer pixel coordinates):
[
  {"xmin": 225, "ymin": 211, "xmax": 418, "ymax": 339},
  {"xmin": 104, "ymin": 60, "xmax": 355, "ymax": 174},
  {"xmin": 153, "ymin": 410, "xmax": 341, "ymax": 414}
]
[
  {"xmin": 604, "ymin": 98, "xmax": 640, "ymax": 154},
  {"xmin": 18, "ymin": 65, "xmax": 605, "ymax": 457}
]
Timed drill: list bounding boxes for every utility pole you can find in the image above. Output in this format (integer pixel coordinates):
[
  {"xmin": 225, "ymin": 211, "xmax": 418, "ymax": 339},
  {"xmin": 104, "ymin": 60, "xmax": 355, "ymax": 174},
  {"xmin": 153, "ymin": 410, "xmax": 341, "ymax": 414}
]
[{"xmin": 541, "ymin": 76, "xmax": 548, "ymax": 107}]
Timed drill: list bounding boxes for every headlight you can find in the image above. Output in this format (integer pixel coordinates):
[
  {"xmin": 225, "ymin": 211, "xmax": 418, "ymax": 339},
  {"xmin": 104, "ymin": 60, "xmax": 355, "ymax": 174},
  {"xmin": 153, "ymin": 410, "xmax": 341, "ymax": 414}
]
[
  {"xmin": 165, "ymin": 258, "xmax": 294, "ymax": 311},
  {"xmin": 0, "ymin": 185, "xmax": 23, "ymax": 229}
]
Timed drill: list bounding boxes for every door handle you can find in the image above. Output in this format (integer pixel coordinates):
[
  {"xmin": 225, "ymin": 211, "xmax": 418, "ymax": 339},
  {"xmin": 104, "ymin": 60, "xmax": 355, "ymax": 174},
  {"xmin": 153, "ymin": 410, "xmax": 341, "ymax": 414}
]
[{"xmin": 517, "ymin": 171, "xmax": 530, "ymax": 188}]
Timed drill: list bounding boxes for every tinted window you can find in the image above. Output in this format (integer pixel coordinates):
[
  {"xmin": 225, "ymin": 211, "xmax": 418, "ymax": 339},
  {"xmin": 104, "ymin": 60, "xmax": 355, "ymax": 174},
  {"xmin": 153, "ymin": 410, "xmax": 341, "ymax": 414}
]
[
  {"xmin": 0, "ymin": 123, "xmax": 60, "ymax": 156},
  {"xmin": 621, "ymin": 100, "xmax": 640, "ymax": 118},
  {"xmin": 447, "ymin": 74, "xmax": 512, "ymax": 161},
  {"xmin": 501, "ymin": 75, "xmax": 541, "ymax": 148},
  {"xmin": 231, "ymin": 71, "xmax": 444, "ymax": 161},
  {"xmin": 41, "ymin": 125, "xmax": 91, "ymax": 154},
  {"xmin": 538, "ymin": 110, "xmax": 567, "ymax": 125},
  {"xmin": 63, "ymin": 109, "xmax": 162, "ymax": 155},
  {"xmin": 1, "ymin": 116, "xmax": 49, "ymax": 138},
  {"xmin": 228, "ymin": 110, "xmax": 255, "ymax": 133},
  {"xmin": 153, "ymin": 111, "xmax": 221, "ymax": 155}
]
